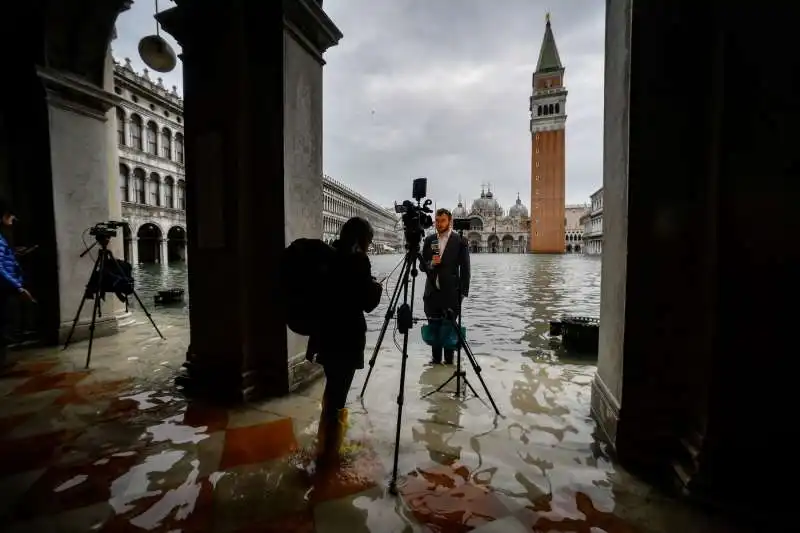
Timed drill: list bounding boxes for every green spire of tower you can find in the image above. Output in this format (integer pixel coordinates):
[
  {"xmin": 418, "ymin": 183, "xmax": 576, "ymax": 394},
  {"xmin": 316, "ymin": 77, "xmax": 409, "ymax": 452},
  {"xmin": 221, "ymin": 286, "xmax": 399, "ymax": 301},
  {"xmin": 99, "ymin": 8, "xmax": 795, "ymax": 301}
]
[{"xmin": 536, "ymin": 13, "xmax": 563, "ymax": 73}]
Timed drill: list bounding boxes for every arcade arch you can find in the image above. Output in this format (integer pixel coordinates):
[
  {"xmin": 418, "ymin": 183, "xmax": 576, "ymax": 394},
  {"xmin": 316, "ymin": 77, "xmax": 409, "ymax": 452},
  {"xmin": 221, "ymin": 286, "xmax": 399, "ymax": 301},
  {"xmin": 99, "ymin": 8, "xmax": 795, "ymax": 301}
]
[
  {"xmin": 137, "ymin": 223, "xmax": 163, "ymax": 264},
  {"xmin": 167, "ymin": 226, "xmax": 187, "ymax": 262}
]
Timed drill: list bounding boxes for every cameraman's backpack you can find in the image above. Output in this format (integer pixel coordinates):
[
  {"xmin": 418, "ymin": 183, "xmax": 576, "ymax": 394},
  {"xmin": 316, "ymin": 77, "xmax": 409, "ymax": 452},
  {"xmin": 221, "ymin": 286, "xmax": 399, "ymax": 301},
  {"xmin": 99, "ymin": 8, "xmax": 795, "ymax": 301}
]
[{"xmin": 280, "ymin": 238, "xmax": 336, "ymax": 336}]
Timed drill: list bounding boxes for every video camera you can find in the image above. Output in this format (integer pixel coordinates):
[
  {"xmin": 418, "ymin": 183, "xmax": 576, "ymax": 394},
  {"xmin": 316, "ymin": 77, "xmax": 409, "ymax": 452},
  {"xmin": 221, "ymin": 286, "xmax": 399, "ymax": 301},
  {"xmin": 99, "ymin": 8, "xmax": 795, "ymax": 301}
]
[
  {"xmin": 394, "ymin": 178, "xmax": 433, "ymax": 250},
  {"xmin": 88, "ymin": 221, "xmax": 128, "ymax": 240}
]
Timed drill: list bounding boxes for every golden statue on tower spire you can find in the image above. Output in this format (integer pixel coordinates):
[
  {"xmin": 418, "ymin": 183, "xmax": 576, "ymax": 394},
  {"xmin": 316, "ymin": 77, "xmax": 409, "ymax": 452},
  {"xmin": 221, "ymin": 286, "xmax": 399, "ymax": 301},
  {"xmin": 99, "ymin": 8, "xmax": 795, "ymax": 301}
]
[{"xmin": 546, "ymin": 11, "xmax": 551, "ymax": 24}]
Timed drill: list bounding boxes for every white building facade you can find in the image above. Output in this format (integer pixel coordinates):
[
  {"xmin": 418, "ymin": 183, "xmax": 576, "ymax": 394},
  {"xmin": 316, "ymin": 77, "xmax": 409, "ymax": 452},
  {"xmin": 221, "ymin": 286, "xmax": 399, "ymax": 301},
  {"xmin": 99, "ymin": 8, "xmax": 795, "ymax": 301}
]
[
  {"xmin": 451, "ymin": 188, "xmax": 530, "ymax": 253},
  {"xmin": 582, "ymin": 187, "xmax": 604, "ymax": 255},
  {"xmin": 323, "ymin": 175, "xmax": 402, "ymax": 253},
  {"xmin": 114, "ymin": 59, "xmax": 187, "ymax": 265},
  {"xmin": 565, "ymin": 204, "xmax": 589, "ymax": 252}
]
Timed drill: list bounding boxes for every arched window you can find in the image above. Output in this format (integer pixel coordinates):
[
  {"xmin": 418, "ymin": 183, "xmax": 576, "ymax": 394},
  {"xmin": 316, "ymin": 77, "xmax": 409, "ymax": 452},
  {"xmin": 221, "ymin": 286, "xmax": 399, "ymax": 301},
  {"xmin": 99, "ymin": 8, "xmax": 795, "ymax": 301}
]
[
  {"xmin": 161, "ymin": 128, "xmax": 172, "ymax": 159},
  {"xmin": 555, "ymin": 102, "xmax": 560, "ymax": 114},
  {"xmin": 176, "ymin": 180, "xmax": 186, "ymax": 210},
  {"xmin": 175, "ymin": 133, "xmax": 184, "ymax": 164},
  {"xmin": 119, "ymin": 164, "xmax": 130, "ymax": 202},
  {"xmin": 548, "ymin": 103, "xmax": 554, "ymax": 114},
  {"xmin": 149, "ymin": 172, "xmax": 161, "ymax": 206},
  {"xmin": 116, "ymin": 108, "xmax": 126, "ymax": 146},
  {"xmin": 164, "ymin": 177, "xmax": 175, "ymax": 208},
  {"xmin": 132, "ymin": 168, "xmax": 146, "ymax": 203},
  {"xmin": 130, "ymin": 115, "xmax": 143, "ymax": 150},
  {"xmin": 146, "ymin": 121, "xmax": 158, "ymax": 155}
]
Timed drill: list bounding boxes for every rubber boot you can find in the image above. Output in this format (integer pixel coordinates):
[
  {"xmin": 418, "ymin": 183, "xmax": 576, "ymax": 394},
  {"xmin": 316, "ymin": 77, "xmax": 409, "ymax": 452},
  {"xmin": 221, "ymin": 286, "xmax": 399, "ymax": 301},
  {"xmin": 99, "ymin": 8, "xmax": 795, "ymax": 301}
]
[{"xmin": 316, "ymin": 407, "xmax": 349, "ymax": 466}]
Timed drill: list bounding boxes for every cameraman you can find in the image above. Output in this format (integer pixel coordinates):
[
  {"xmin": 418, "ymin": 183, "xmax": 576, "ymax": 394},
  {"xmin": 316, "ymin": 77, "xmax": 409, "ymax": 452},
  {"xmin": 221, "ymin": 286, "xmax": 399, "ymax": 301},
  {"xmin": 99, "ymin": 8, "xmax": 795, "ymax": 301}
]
[
  {"xmin": 0, "ymin": 200, "xmax": 35, "ymax": 371},
  {"xmin": 313, "ymin": 216, "xmax": 382, "ymax": 464},
  {"xmin": 421, "ymin": 208, "xmax": 471, "ymax": 365}
]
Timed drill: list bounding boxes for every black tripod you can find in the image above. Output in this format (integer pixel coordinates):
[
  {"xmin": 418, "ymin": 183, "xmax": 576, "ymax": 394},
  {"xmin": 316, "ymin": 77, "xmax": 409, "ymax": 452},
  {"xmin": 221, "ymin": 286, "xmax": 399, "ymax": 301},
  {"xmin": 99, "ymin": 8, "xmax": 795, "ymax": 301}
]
[
  {"xmin": 359, "ymin": 237, "xmax": 500, "ymax": 494},
  {"xmin": 63, "ymin": 233, "xmax": 165, "ymax": 369},
  {"xmin": 359, "ymin": 241, "xmax": 420, "ymax": 494}
]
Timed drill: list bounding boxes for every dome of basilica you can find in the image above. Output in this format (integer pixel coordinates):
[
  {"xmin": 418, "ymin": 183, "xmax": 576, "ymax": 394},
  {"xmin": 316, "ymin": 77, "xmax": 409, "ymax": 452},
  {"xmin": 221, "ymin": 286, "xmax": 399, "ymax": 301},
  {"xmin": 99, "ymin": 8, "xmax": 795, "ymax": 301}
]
[
  {"xmin": 508, "ymin": 193, "xmax": 529, "ymax": 218},
  {"xmin": 470, "ymin": 187, "xmax": 503, "ymax": 216},
  {"xmin": 452, "ymin": 198, "xmax": 468, "ymax": 218}
]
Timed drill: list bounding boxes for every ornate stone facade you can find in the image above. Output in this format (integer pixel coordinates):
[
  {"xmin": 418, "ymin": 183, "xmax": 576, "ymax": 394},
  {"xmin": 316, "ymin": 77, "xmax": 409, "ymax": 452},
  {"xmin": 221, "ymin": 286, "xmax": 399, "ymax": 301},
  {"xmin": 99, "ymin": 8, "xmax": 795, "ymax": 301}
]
[
  {"xmin": 565, "ymin": 203, "xmax": 589, "ymax": 252},
  {"xmin": 322, "ymin": 175, "xmax": 402, "ymax": 253},
  {"xmin": 450, "ymin": 187, "xmax": 530, "ymax": 253},
  {"xmin": 581, "ymin": 187, "xmax": 603, "ymax": 255},
  {"xmin": 113, "ymin": 59, "xmax": 187, "ymax": 264}
]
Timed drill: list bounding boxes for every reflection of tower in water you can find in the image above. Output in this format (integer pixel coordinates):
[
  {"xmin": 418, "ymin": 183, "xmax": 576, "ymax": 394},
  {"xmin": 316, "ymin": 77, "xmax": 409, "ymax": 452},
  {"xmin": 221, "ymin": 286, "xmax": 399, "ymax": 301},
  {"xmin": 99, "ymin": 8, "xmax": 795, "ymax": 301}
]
[{"xmin": 412, "ymin": 367, "xmax": 464, "ymax": 464}]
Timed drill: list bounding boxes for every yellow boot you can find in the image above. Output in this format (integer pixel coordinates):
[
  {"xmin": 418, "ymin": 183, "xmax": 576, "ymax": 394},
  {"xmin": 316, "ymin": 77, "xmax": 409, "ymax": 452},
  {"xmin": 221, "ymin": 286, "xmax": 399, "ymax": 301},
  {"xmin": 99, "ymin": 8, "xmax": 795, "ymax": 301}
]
[{"xmin": 334, "ymin": 407, "xmax": 349, "ymax": 453}]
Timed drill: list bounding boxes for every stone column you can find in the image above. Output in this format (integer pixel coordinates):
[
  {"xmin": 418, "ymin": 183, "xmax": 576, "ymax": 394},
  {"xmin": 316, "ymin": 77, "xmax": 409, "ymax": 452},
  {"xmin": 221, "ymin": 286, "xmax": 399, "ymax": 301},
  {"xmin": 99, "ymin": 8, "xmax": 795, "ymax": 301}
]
[
  {"xmin": 593, "ymin": 0, "xmax": 793, "ymax": 519},
  {"xmin": 129, "ymin": 237, "xmax": 139, "ymax": 265},
  {"xmin": 159, "ymin": 0, "xmax": 341, "ymax": 402},
  {"xmin": 38, "ymin": 67, "xmax": 122, "ymax": 343},
  {"xmin": 160, "ymin": 239, "xmax": 169, "ymax": 265}
]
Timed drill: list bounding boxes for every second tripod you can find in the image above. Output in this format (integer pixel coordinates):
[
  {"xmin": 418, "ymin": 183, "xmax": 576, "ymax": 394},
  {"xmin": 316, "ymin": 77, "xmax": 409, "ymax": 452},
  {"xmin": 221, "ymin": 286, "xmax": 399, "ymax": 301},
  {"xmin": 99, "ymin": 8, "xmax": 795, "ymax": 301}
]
[
  {"xmin": 63, "ymin": 224, "xmax": 164, "ymax": 369},
  {"xmin": 420, "ymin": 314, "xmax": 500, "ymax": 416}
]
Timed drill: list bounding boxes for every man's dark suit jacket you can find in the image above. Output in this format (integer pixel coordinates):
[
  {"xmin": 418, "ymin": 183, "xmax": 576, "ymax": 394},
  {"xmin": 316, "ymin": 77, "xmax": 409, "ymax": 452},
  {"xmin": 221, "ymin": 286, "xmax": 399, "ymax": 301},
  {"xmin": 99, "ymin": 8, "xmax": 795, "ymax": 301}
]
[{"xmin": 420, "ymin": 231, "xmax": 471, "ymax": 317}]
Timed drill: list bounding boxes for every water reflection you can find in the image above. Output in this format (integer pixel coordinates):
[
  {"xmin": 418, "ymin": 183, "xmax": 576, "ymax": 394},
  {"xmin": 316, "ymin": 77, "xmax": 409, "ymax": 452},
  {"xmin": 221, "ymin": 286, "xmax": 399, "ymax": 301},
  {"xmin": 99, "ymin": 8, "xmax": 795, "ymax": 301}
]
[
  {"xmin": 128, "ymin": 262, "xmax": 189, "ymax": 322},
  {"xmin": 368, "ymin": 254, "xmax": 601, "ymax": 364},
  {"xmin": 134, "ymin": 255, "xmax": 601, "ymax": 365}
]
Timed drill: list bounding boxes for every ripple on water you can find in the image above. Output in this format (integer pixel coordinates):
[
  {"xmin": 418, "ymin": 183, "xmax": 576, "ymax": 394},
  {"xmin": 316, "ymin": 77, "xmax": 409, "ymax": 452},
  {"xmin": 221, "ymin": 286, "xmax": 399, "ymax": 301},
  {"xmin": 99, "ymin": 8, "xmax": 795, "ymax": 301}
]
[{"xmin": 367, "ymin": 254, "xmax": 601, "ymax": 365}]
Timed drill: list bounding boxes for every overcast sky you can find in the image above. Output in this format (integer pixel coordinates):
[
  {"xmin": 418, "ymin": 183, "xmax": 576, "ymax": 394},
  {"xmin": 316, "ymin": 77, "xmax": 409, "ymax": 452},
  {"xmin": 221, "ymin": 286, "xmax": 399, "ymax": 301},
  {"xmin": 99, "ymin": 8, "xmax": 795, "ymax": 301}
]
[{"xmin": 114, "ymin": 0, "xmax": 605, "ymax": 210}]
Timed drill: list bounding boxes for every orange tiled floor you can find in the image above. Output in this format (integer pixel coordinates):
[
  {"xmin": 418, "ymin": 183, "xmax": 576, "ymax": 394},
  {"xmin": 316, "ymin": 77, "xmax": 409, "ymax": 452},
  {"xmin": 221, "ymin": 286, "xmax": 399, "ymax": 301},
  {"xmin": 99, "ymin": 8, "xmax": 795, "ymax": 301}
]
[{"xmin": 0, "ymin": 340, "xmax": 752, "ymax": 533}]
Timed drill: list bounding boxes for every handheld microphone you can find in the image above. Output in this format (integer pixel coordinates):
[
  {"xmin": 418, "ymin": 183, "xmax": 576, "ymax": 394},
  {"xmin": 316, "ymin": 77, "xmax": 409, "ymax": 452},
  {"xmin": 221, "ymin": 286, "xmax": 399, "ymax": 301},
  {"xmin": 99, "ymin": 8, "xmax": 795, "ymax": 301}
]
[{"xmin": 431, "ymin": 238, "xmax": 440, "ymax": 264}]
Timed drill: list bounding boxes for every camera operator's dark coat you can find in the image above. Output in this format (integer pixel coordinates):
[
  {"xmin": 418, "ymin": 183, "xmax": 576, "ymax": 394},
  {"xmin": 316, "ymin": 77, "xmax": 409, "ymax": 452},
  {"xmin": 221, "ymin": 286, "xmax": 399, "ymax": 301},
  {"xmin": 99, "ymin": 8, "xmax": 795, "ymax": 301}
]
[
  {"xmin": 309, "ymin": 243, "xmax": 382, "ymax": 370},
  {"xmin": 420, "ymin": 232, "xmax": 471, "ymax": 316}
]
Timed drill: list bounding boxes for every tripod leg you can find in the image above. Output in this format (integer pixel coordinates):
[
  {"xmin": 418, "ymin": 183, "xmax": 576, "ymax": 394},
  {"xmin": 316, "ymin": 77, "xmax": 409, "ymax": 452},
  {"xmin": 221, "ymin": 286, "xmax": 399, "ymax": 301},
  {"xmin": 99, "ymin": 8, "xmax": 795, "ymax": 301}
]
[
  {"xmin": 389, "ymin": 252, "xmax": 420, "ymax": 495},
  {"xmin": 128, "ymin": 290, "xmax": 166, "ymax": 339},
  {"xmin": 63, "ymin": 253, "xmax": 104, "ymax": 350},
  {"xmin": 360, "ymin": 258, "xmax": 409, "ymax": 398},
  {"xmin": 85, "ymin": 251, "xmax": 107, "ymax": 369},
  {"xmin": 85, "ymin": 285, "xmax": 104, "ymax": 369},
  {"xmin": 459, "ymin": 335, "xmax": 501, "ymax": 416}
]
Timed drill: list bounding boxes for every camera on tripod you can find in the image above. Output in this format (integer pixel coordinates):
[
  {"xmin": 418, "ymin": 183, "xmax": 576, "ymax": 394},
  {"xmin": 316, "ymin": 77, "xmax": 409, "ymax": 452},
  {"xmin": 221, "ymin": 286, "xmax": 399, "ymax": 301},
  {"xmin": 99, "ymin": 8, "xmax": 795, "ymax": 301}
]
[
  {"xmin": 394, "ymin": 178, "xmax": 434, "ymax": 249},
  {"xmin": 88, "ymin": 221, "xmax": 127, "ymax": 240}
]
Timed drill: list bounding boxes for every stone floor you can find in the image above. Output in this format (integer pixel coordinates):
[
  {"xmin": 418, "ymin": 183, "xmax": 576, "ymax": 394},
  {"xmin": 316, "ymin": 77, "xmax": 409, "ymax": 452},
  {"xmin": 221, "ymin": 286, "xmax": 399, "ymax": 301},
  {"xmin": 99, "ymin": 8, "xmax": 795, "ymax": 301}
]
[{"xmin": 0, "ymin": 316, "xmax": 752, "ymax": 532}]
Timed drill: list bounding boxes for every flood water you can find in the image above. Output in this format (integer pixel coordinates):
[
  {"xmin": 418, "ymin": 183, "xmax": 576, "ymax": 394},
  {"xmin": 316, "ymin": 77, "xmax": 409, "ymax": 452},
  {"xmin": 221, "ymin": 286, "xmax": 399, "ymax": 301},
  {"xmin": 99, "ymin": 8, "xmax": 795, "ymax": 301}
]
[{"xmin": 132, "ymin": 254, "xmax": 602, "ymax": 363}]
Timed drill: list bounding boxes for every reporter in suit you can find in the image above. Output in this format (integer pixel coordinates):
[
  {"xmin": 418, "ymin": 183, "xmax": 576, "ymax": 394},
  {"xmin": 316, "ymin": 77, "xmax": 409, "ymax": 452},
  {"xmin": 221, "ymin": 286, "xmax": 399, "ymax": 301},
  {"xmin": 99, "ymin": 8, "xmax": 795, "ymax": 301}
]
[{"xmin": 420, "ymin": 208, "xmax": 471, "ymax": 365}]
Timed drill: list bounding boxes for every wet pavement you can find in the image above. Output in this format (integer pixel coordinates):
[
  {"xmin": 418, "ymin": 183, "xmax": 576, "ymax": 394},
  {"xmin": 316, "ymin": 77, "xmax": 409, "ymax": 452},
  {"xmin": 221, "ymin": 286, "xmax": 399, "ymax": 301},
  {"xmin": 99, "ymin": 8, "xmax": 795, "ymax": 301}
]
[{"xmin": 0, "ymin": 256, "xmax": 749, "ymax": 532}]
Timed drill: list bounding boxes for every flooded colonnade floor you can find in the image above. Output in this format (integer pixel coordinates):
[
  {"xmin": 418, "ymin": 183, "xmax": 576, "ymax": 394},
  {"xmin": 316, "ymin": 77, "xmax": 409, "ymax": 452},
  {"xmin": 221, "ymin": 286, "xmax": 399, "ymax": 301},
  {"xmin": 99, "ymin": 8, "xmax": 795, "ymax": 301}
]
[{"xmin": 0, "ymin": 257, "xmax": 750, "ymax": 532}]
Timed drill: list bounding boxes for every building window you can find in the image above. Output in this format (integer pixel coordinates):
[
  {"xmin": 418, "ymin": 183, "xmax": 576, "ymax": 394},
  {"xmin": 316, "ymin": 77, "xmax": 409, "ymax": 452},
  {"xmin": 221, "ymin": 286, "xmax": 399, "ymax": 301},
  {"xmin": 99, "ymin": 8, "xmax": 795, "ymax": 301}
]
[
  {"xmin": 555, "ymin": 103, "xmax": 561, "ymax": 114},
  {"xmin": 119, "ymin": 164, "xmax": 130, "ymax": 202},
  {"xmin": 116, "ymin": 107, "xmax": 125, "ymax": 146},
  {"xmin": 535, "ymin": 161, "xmax": 539, "ymax": 168},
  {"xmin": 130, "ymin": 115, "xmax": 143, "ymax": 150},
  {"xmin": 176, "ymin": 180, "xmax": 186, "ymax": 209},
  {"xmin": 146, "ymin": 121, "xmax": 158, "ymax": 155},
  {"xmin": 164, "ymin": 177, "xmax": 174, "ymax": 208},
  {"xmin": 175, "ymin": 133, "xmax": 184, "ymax": 164},
  {"xmin": 161, "ymin": 128, "xmax": 172, "ymax": 159},
  {"xmin": 149, "ymin": 173, "xmax": 161, "ymax": 206},
  {"xmin": 537, "ymin": 105, "xmax": 542, "ymax": 116},
  {"xmin": 132, "ymin": 168, "xmax": 146, "ymax": 203}
]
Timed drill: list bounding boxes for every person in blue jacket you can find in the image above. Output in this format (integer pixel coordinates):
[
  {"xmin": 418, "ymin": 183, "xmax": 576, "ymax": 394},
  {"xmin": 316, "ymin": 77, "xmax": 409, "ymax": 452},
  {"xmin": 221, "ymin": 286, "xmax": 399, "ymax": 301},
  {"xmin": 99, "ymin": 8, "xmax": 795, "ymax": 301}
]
[{"xmin": 0, "ymin": 199, "xmax": 35, "ymax": 370}]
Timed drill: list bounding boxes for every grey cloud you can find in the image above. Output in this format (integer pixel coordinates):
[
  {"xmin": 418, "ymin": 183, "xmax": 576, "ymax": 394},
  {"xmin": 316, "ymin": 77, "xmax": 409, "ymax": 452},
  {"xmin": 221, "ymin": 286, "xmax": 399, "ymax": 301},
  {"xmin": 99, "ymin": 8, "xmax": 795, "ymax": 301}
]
[
  {"xmin": 112, "ymin": 0, "xmax": 605, "ymax": 210},
  {"xmin": 324, "ymin": 0, "xmax": 606, "ymax": 209}
]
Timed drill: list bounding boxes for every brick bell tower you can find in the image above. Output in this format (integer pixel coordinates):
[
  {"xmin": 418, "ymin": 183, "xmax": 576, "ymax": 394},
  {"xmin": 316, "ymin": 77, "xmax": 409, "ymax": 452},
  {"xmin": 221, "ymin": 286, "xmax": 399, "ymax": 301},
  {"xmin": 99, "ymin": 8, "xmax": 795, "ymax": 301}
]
[{"xmin": 529, "ymin": 13, "xmax": 567, "ymax": 253}]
